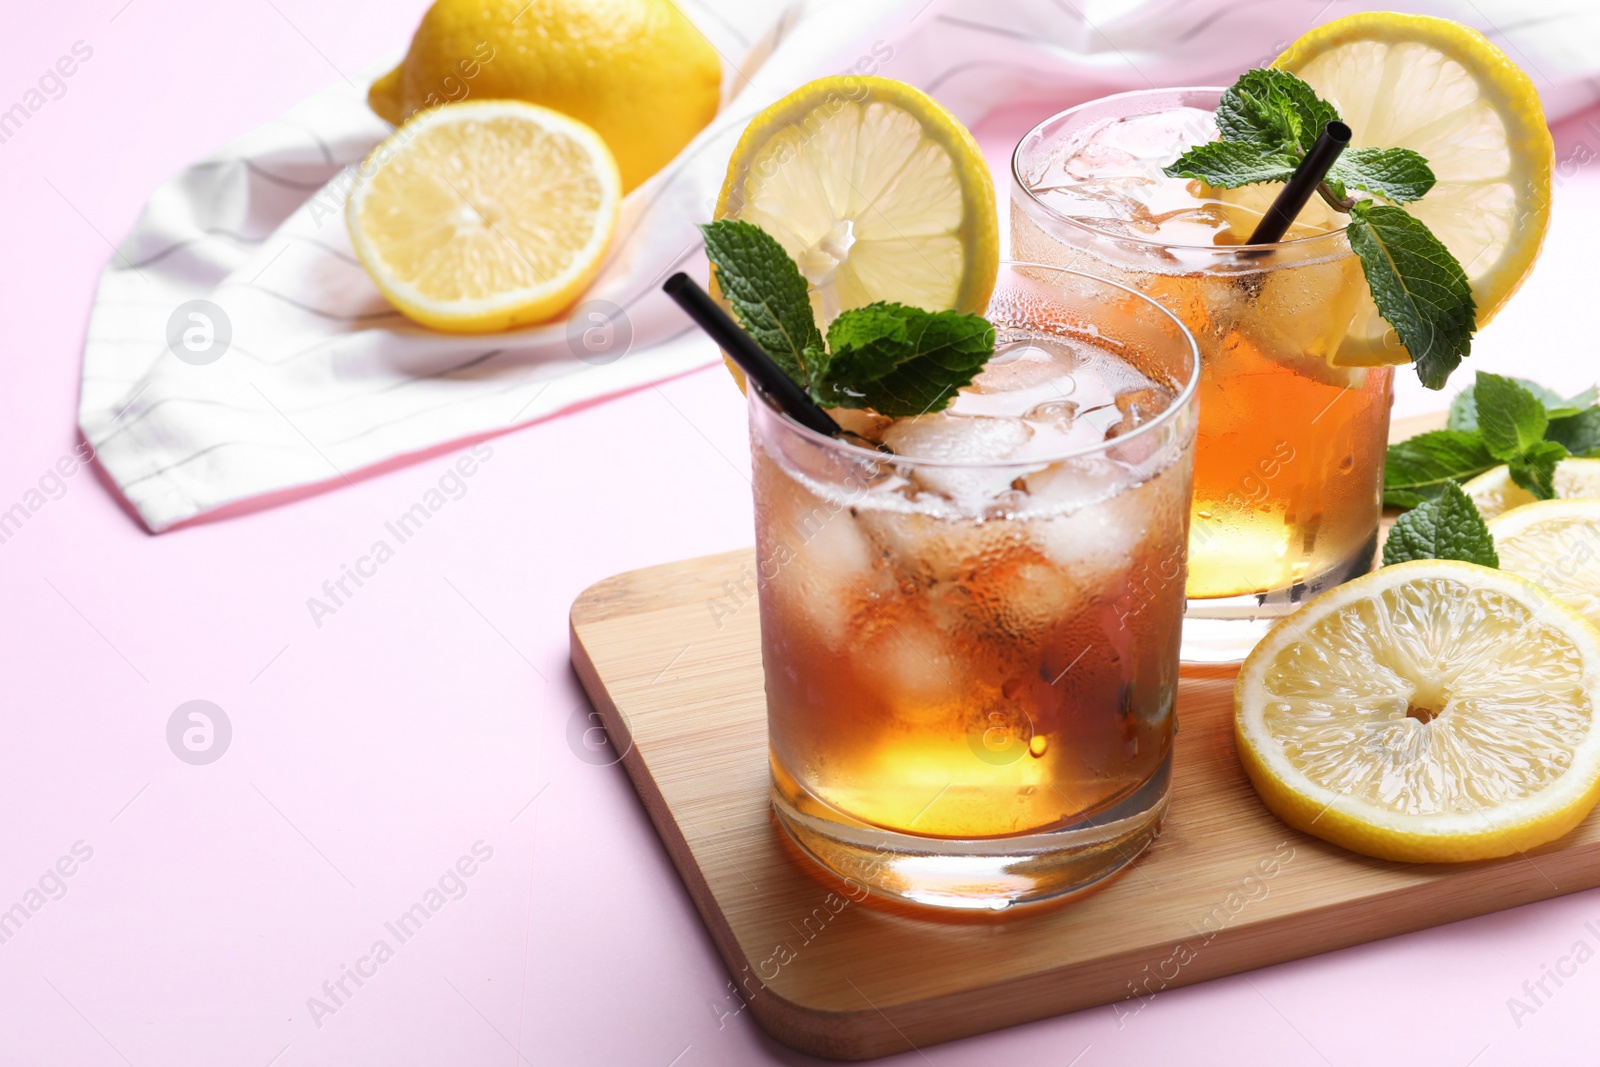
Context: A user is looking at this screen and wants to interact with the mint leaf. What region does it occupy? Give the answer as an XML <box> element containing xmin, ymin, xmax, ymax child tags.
<box><xmin>1215</xmin><ymin>68</ymin><xmax>1338</xmax><ymax>152</ymax></box>
<box><xmin>1384</xmin><ymin>429</ymin><xmax>1498</xmax><ymax>507</ymax></box>
<box><xmin>1382</xmin><ymin>480</ymin><xmax>1499</xmax><ymax>567</ymax></box>
<box><xmin>1474</xmin><ymin>373</ymin><xmax>1567</xmax><ymax>498</ymax></box>
<box><xmin>1346</xmin><ymin>201</ymin><xmax>1477</xmax><ymax>389</ymax></box>
<box><xmin>1328</xmin><ymin>147</ymin><xmax>1435</xmax><ymax>204</ymax></box>
<box><xmin>817</xmin><ymin>303</ymin><xmax>993</xmax><ymax>416</ymax></box>
<box><xmin>1549</xmin><ymin>407</ymin><xmax>1600</xmax><ymax>457</ymax></box>
<box><xmin>1510</xmin><ymin>439</ymin><xmax>1569</xmax><ymax>498</ymax></box>
<box><xmin>1474</xmin><ymin>372</ymin><xmax>1548</xmax><ymax>461</ymax></box>
<box><xmin>700</xmin><ymin>219</ymin><xmax>823</xmax><ymax>385</ymax></box>
<box><xmin>1448</xmin><ymin>377</ymin><xmax>1593</xmax><ymax>429</ymax></box>
<box><xmin>1163</xmin><ymin>141</ymin><xmax>1300</xmax><ymax>188</ymax></box>
<box><xmin>1446</xmin><ymin>387</ymin><xmax>1478</xmax><ymax>432</ymax></box>
<box><xmin>1566</xmin><ymin>385</ymin><xmax>1599</xmax><ymax>411</ymax></box>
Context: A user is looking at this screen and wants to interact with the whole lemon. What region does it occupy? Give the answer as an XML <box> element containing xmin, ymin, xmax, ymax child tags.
<box><xmin>369</xmin><ymin>0</ymin><xmax>722</xmax><ymax>192</ymax></box>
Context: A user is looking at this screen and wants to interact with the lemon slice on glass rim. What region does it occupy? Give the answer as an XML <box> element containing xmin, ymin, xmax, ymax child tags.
<box><xmin>1234</xmin><ymin>560</ymin><xmax>1600</xmax><ymax>862</ymax></box>
<box><xmin>712</xmin><ymin>76</ymin><xmax>998</xmax><ymax>389</ymax></box>
<box><xmin>1464</xmin><ymin>458</ymin><xmax>1600</xmax><ymax>521</ymax></box>
<box><xmin>1223</xmin><ymin>13</ymin><xmax>1554</xmax><ymax>369</ymax></box>
<box><xmin>346</xmin><ymin>100</ymin><xmax>621</xmax><ymax>333</ymax></box>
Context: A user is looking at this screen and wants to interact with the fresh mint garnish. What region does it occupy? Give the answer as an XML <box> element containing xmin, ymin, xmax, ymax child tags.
<box><xmin>1164</xmin><ymin>67</ymin><xmax>1472</xmax><ymax>389</ymax></box>
<box><xmin>1346</xmin><ymin>201</ymin><xmax>1476</xmax><ymax>389</ymax></box>
<box><xmin>700</xmin><ymin>219</ymin><xmax>823</xmax><ymax>385</ymax></box>
<box><xmin>1385</xmin><ymin>372</ymin><xmax>1599</xmax><ymax>509</ymax></box>
<box><xmin>1163</xmin><ymin>141</ymin><xmax>1300</xmax><ymax>188</ymax></box>
<box><xmin>1327</xmin><ymin>147</ymin><xmax>1435</xmax><ymax>205</ymax></box>
<box><xmin>1473</xmin><ymin>372</ymin><xmax>1570</xmax><ymax>496</ymax></box>
<box><xmin>1548</xmin><ymin>407</ymin><xmax>1600</xmax><ymax>457</ymax></box>
<box><xmin>1382</xmin><ymin>480</ymin><xmax>1499</xmax><ymax>568</ymax></box>
<box><xmin>1213</xmin><ymin>68</ymin><xmax>1338</xmax><ymax>152</ymax></box>
<box><xmin>1510</xmin><ymin>440</ymin><xmax>1569</xmax><ymax>498</ymax></box>
<box><xmin>1450</xmin><ymin>378</ymin><xmax>1594</xmax><ymax>430</ymax></box>
<box><xmin>1383</xmin><ymin>430</ymin><xmax>1497</xmax><ymax>508</ymax></box>
<box><xmin>816</xmin><ymin>303</ymin><xmax>994</xmax><ymax>416</ymax></box>
<box><xmin>1474</xmin><ymin>372</ymin><xmax>1549</xmax><ymax>459</ymax></box>
<box><xmin>700</xmin><ymin>219</ymin><xmax>993</xmax><ymax>415</ymax></box>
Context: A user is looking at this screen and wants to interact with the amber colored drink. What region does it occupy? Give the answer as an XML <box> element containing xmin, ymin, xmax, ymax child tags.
<box><xmin>753</xmin><ymin>263</ymin><xmax>1199</xmax><ymax>910</ymax></box>
<box><xmin>1011</xmin><ymin>89</ymin><xmax>1394</xmax><ymax>659</ymax></box>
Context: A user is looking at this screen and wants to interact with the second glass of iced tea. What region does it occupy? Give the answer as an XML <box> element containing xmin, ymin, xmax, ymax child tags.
<box><xmin>1012</xmin><ymin>88</ymin><xmax>1395</xmax><ymax>663</ymax></box>
<box><xmin>754</xmin><ymin>262</ymin><xmax>1199</xmax><ymax>910</ymax></box>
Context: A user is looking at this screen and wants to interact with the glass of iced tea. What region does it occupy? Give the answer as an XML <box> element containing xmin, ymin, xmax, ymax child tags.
<box><xmin>752</xmin><ymin>262</ymin><xmax>1199</xmax><ymax>910</ymax></box>
<box><xmin>1012</xmin><ymin>88</ymin><xmax>1394</xmax><ymax>663</ymax></box>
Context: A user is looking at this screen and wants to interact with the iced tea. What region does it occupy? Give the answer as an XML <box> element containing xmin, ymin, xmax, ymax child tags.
<box><xmin>753</xmin><ymin>263</ymin><xmax>1198</xmax><ymax>909</ymax></box>
<box><xmin>1012</xmin><ymin>89</ymin><xmax>1395</xmax><ymax>660</ymax></box>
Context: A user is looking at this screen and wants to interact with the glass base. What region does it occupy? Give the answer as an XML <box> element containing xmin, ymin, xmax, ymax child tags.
<box><xmin>1181</xmin><ymin>530</ymin><xmax>1378</xmax><ymax>666</ymax></box>
<box><xmin>771</xmin><ymin>751</ymin><xmax>1171</xmax><ymax>911</ymax></box>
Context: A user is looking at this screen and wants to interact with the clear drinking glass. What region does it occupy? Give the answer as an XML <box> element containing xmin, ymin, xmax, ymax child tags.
<box><xmin>1011</xmin><ymin>88</ymin><xmax>1395</xmax><ymax>664</ymax></box>
<box><xmin>751</xmin><ymin>262</ymin><xmax>1199</xmax><ymax>910</ymax></box>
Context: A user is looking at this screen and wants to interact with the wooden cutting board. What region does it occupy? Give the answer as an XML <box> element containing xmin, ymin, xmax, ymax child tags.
<box><xmin>571</xmin><ymin>575</ymin><xmax>1600</xmax><ymax>1058</ymax></box>
<box><xmin>568</xmin><ymin>410</ymin><xmax>1577</xmax><ymax>1060</ymax></box>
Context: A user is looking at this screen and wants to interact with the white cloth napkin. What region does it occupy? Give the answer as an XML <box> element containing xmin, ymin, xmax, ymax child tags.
<box><xmin>80</xmin><ymin>0</ymin><xmax>1600</xmax><ymax>532</ymax></box>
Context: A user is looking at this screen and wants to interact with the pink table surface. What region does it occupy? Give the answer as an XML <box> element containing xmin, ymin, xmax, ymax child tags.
<box><xmin>7</xmin><ymin>2</ymin><xmax>1600</xmax><ymax>1064</ymax></box>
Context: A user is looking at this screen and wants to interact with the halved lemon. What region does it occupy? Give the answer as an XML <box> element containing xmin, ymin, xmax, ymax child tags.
<box><xmin>713</xmin><ymin>76</ymin><xmax>998</xmax><ymax>388</ymax></box>
<box><xmin>1464</xmin><ymin>458</ymin><xmax>1600</xmax><ymax>520</ymax></box>
<box><xmin>346</xmin><ymin>100</ymin><xmax>621</xmax><ymax>333</ymax></box>
<box><xmin>1235</xmin><ymin>560</ymin><xmax>1600</xmax><ymax>862</ymax></box>
<box><xmin>1269</xmin><ymin>13</ymin><xmax>1554</xmax><ymax>368</ymax></box>
<box><xmin>1489</xmin><ymin>499</ymin><xmax>1600</xmax><ymax>629</ymax></box>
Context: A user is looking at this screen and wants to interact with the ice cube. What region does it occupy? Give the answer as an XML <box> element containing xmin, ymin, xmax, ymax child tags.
<box><xmin>828</xmin><ymin>406</ymin><xmax>893</xmax><ymax>441</ymax></box>
<box><xmin>953</xmin><ymin>337</ymin><xmax>1087</xmax><ymax>421</ymax></box>
<box><xmin>969</xmin><ymin>343</ymin><xmax>1080</xmax><ymax>395</ymax></box>
<box><xmin>757</xmin><ymin>456</ymin><xmax>887</xmax><ymax>650</ymax></box>
<box><xmin>881</xmin><ymin>414</ymin><xmax>1034</xmax><ymax>505</ymax></box>
<box><xmin>860</xmin><ymin>612</ymin><xmax>964</xmax><ymax>723</ymax></box>
<box><xmin>1107</xmin><ymin>387</ymin><xmax>1171</xmax><ymax>438</ymax></box>
<box><xmin>789</xmin><ymin>508</ymin><xmax>883</xmax><ymax>648</ymax></box>
<box><xmin>1025</xmin><ymin>400</ymin><xmax>1079</xmax><ymax>434</ymax></box>
<box><xmin>1026</xmin><ymin>459</ymin><xmax>1144</xmax><ymax>574</ymax></box>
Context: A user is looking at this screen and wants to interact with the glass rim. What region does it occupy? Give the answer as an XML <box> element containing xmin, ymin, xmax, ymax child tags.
<box><xmin>1010</xmin><ymin>86</ymin><xmax>1353</xmax><ymax>253</ymax></box>
<box><xmin>751</xmin><ymin>260</ymin><xmax>1201</xmax><ymax>470</ymax></box>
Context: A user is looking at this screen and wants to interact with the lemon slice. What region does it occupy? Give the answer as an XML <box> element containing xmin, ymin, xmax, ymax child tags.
<box><xmin>346</xmin><ymin>100</ymin><xmax>621</xmax><ymax>333</ymax></box>
<box><xmin>716</xmin><ymin>76</ymin><xmax>997</xmax><ymax>329</ymax></box>
<box><xmin>1489</xmin><ymin>500</ymin><xmax>1600</xmax><ymax>629</ymax></box>
<box><xmin>1235</xmin><ymin>560</ymin><xmax>1600</xmax><ymax>862</ymax></box>
<box><xmin>1464</xmin><ymin>458</ymin><xmax>1600</xmax><ymax>520</ymax></box>
<box><xmin>1268</xmin><ymin>13</ymin><xmax>1554</xmax><ymax>368</ymax></box>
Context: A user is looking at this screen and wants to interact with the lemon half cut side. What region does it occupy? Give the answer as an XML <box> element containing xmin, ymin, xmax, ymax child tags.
<box><xmin>346</xmin><ymin>100</ymin><xmax>621</xmax><ymax>333</ymax></box>
<box><xmin>1234</xmin><ymin>560</ymin><xmax>1600</xmax><ymax>863</ymax></box>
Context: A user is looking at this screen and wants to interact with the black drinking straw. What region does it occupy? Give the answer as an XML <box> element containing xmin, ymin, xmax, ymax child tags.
<box><xmin>662</xmin><ymin>272</ymin><xmax>844</xmax><ymax>439</ymax></box>
<box><xmin>1246</xmin><ymin>120</ymin><xmax>1352</xmax><ymax>245</ymax></box>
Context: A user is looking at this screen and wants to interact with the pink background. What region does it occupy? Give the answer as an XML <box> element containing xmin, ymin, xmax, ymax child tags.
<box><xmin>5</xmin><ymin>1</ymin><xmax>1600</xmax><ymax>1063</ymax></box>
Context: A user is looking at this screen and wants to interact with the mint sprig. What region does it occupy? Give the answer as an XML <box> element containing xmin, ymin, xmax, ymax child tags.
<box><xmin>1383</xmin><ymin>429</ymin><xmax>1497</xmax><ymax>509</ymax></box>
<box><xmin>1346</xmin><ymin>201</ymin><xmax>1476</xmax><ymax>389</ymax></box>
<box><xmin>816</xmin><ymin>303</ymin><xmax>994</xmax><ymax>416</ymax></box>
<box><xmin>1213</xmin><ymin>69</ymin><xmax>1338</xmax><ymax>151</ymax></box>
<box><xmin>1163</xmin><ymin>141</ymin><xmax>1299</xmax><ymax>188</ymax></box>
<box><xmin>1164</xmin><ymin>67</ymin><xmax>1472</xmax><ymax>389</ymax></box>
<box><xmin>1328</xmin><ymin>147</ymin><xmax>1436</xmax><ymax>204</ymax></box>
<box><xmin>700</xmin><ymin>219</ymin><xmax>823</xmax><ymax>385</ymax></box>
<box><xmin>1382</xmin><ymin>480</ymin><xmax>1499</xmax><ymax>568</ymax></box>
<box><xmin>1385</xmin><ymin>372</ymin><xmax>1598</xmax><ymax>508</ymax></box>
<box><xmin>700</xmin><ymin>220</ymin><xmax>993</xmax><ymax>415</ymax></box>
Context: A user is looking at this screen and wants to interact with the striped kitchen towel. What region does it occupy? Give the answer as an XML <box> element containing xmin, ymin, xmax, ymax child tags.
<box><xmin>79</xmin><ymin>0</ymin><xmax>1600</xmax><ymax>531</ymax></box>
